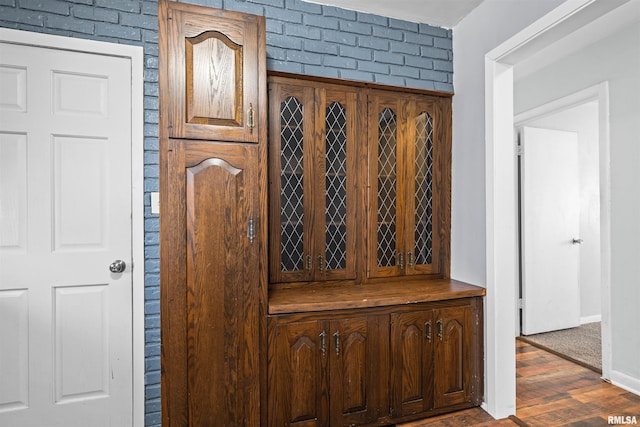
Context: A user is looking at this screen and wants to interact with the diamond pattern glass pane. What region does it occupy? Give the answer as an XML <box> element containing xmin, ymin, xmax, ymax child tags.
<box><xmin>414</xmin><ymin>112</ymin><xmax>433</xmax><ymax>265</ymax></box>
<box><xmin>280</xmin><ymin>97</ymin><xmax>304</xmax><ymax>271</ymax></box>
<box><xmin>377</xmin><ymin>108</ymin><xmax>397</xmax><ymax>268</ymax></box>
<box><xmin>325</xmin><ymin>102</ymin><xmax>347</xmax><ymax>271</ymax></box>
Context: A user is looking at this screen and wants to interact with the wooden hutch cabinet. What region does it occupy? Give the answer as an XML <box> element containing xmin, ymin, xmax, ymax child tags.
<box><xmin>159</xmin><ymin>1</ymin><xmax>267</xmax><ymax>426</ymax></box>
<box><xmin>160</xmin><ymin>2</ymin><xmax>483</xmax><ymax>425</ymax></box>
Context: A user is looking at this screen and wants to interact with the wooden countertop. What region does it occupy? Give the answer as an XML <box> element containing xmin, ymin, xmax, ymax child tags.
<box><xmin>268</xmin><ymin>278</ymin><xmax>486</xmax><ymax>314</ymax></box>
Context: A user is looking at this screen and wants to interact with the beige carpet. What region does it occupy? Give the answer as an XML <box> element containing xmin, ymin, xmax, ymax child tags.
<box><xmin>520</xmin><ymin>322</ymin><xmax>601</xmax><ymax>373</ymax></box>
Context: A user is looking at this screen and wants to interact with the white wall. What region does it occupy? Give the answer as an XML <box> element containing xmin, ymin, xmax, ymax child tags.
<box><xmin>451</xmin><ymin>0</ymin><xmax>566</xmax><ymax>286</ymax></box>
<box><xmin>514</xmin><ymin>20</ymin><xmax>640</xmax><ymax>388</ymax></box>
<box><xmin>451</xmin><ymin>0</ymin><xmax>566</xmax><ymax>418</ymax></box>
<box><xmin>522</xmin><ymin>102</ymin><xmax>601</xmax><ymax>322</ymax></box>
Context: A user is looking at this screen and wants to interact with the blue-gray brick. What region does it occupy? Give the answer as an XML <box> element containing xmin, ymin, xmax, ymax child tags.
<box><xmin>357</xmin><ymin>60</ymin><xmax>388</xmax><ymax>75</ymax></box>
<box><xmin>46</xmin><ymin>14</ymin><xmax>93</xmax><ymax>33</ymax></box>
<box><xmin>390</xmin><ymin>41</ymin><xmax>419</xmax><ymax>55</ymax></box>
<box><xmin>434</xmin><ymin>59</ymin><xmax>453</xmax><ymax>72</ymax></box>
<box><xmin>372</xmin><ymin>25</ymin><xmax>403</xmax><ymax>41</ymax></box>
<box><xmin>373</xmin><ymin>50</ymin><xmax>404</xmax><ymax>65</ymax></box>
<box><xmin>374</xmin><ymin>74</ymin><xmax>406</xmax><ymax>87</ymax></box>
<box><xmin>266</xmin><ymin>46</ymin><xmax>286</xmax><ymax>61</ymax></box>
<box><xmin>404</xmin><ymin>31</ymin><xmax>433</xmax><ymax>46</ymax></box>
<box><xmin>145</xmin><ymin>398</ymin><xmax>161</xmax><ymax>414</ymax></box>
<box><xmin>304</xmin><ymin>39</ymin><xmax>338</xmax><ymax>55</ymax></box>
<box><xmin>323</xmin><ymin>29</ymin><xmax>356</xmax><ymax>46</ymax></box>
<box><xmin>356</xmin><ymin>12</ymin><xmax>386</xmax><ymax>26</ymax></box>
<box><xmin>390</xmin><ymin>64</ymin><xmax>419</xmax><ymax>79</ymax></box>
<box><xmin>339</xmin><ymin>20</ymin><xmax>371</xmax><ymax>35</ymax></box>
<box><xmin>252</xmin><ymin>0</ymin><xmax>283</xmax><ymax>6</ymax></box>
<box><xmin>303</xmin><ymin>13</ymin><xmax>338</xmax><ymax>30</ymax></box>
<box><xmin>339</xmin><ymin>69</ymin><xmax>372</xmax><ymax>82</ymax></box>
<box><xmin>434</xmin><ymin>36</ymin><xmax>452</xmax><ymax>50</ymax></box>
<box><xmin>266</xmin><ymin>19</ymin><xmax>283</xmax><ymax>34</ymax></box>
<box><xmin>304</xmin><ymin>65</ymin><xmax>339</xmax><ymax>79</ymax></box>
<box><xmin>388</xmin><ymin>17</ymin><xmax>418</xmax><ymax>32</ymax></box>
<box><xmin>121</xmin><ymin>12</ymin><xmax>157</xmax><ymax>30</ymax></box>
<box><xmin>95</xmin><ymin>0</ymin><xmax>140</xmax><ymax>13</ymax></box>
<box><xmin>286</xmin><ymin>49</ymin><xmax>322</xmax><ymax>65</ymax></box>
<box><xmin>339</xmin><ymin>45</ymin><xmax>372</xmax><ymax>61</ymax></box>
<box><xmin>224</xmin><ymin>0</ymin><xmax>264</xmax><ymax>15</ymax></box>
<box><xmin>0</xmin><ymin>0</ymin><xmax>15</xmax><ymax>6</ymax></box>
<box><xmin>267</xmin><ymin>59</ymin><xmax>303</xmax><ymax>74</ymax></box>
<box><xmin>286</xmin><ymin>0</ymin><xmax>322</xmax><ymax>14</ymax></box>
<box><xmin>142</xmin><ymin>1</ymin><xmax>158</xmax><ymax>16</ymax></box>
<box><xmin>406</xmin><ymin>77</ymin><xmax>437</xmax><ymax>91</ymax></box>
<box><xmin>0</xmin><ymin>7</ymin><xmax>45</xmax><ymax>26</ymax></box>
<box><xmin>96</xmin><ymin>21</ymin><xmax>141</xmax><ymax>40</ymax></box>
<box><xmin>145</xmin><ymin>384</ymin><xmax>161</xmax><ymax>400</ymax></box>
<box><xmin>419</xmin><ymin>23</ymin><xmax>449</xmax><ymax>38</ymax></box>
<box><xmin>434</xmin><ymin>82</ymin><xmax>454</xmax><ymax>92</ymax></box>
<box><xmin>421</xmin><ymin>46</ymin><xmax>449</xmax><ymax>60</ymax></box>
<box><xmin>405</xmin><ymin>55</ymin><xmax>433</xmax><ymax>70</ymax></box>
<box><xmin>266</xmin><ymin>32</ymin><xmax>302</xmax><ymax>50</ymax></box>
<box><xmin>264</xmin><ymin>7</ymin><xmax>301</xmax><ymax>24</ymax></box>
<box><xmin>322</xmin><ymin>5</ymin><xmax>355</xmax><ymax>20</ymax></box>
<box><xmin>420</xmin><ymin>68</ymin><xmax>448</xmax><ymax>82</ymax></box>
<box><xmin>19</xmin><ymin>0</ymin><xmax>69</xmax><ymax>15</ymax></box>
<box><xmin>285</xmin><ymin>23</ymin><xmax>321</xmax><ymax>40</ymax></box>
<box><xmin>72</xmin><ymin>4</ymin><xmax>118</xmax><ymax>23</ymax></box>
<box><xmin>324</xmin><ymin>54</ymin><xmax>355</xmax><ymax>69</ymax></box>
<box><xmin>358</xmin><ymin>35</ymin><xmax>388</xmax><ymax>51</ymax></box>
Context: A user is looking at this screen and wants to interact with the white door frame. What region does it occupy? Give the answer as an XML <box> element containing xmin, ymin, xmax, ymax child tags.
<box><xmin>0</xmin><ymin>28</ymin><xmax>145</xmax><ymax>427</ymax></box>
<box><xmin>484</xmin><ymin>0</ymin><xmax>620</xmax><ymax>418</ymax></box>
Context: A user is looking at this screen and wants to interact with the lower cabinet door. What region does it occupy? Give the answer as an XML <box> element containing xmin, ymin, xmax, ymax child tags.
<box><xmin>433</xmin><ymin>305</ymin><xmax>473</xmax><ymax>409</ymax></box>
<box><xmin>329</xmin><ymin>316</ymin><xmax>381</xmax><ymax>427</ymax></box>
<box><xmin>390</xmin><ymin>310</ymin><xmax>434</xmax><ymax>417</ymax></box>
<box><xmin>269</xmin><ymin>319</ymin><xmax>329</xmax><ymax>427</ymax></box>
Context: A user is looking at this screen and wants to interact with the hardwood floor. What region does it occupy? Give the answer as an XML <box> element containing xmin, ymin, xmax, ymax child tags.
<box><xmin>399</xmin><ymin>339</ymin><xmax>640</xmax><ymax>426</ymax></box>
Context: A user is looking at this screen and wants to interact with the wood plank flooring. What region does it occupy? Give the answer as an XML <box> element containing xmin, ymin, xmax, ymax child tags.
<box><xmin>399</xmin><ymin>339</ymin><xmax>640</xmax><ymax>426</ymax></box>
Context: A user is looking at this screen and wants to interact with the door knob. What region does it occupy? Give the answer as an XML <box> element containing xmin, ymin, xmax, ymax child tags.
<box><xmin>109</xmin><ymin>260</ymin><xmax>126</xmax><ymax>273</ymax></box>
<box><xmin>572</xmin><ymin>238</ymin><xmax>583</xmax><ymax>245</ymax></box>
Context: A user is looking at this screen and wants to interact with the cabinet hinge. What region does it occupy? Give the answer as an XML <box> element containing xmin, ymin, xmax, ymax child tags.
<box><xmin>517</xmin><ymin>298</ymin><xmax>524</xmax><ymax>309</ymax></box>
<box><xmin>516</xmin><ymin>145</ymin><xmax>523</xmax><ymax>156</ymax></box>
<box><xmin>247</xmin><ymin>217</ymin><xmax>255</xmax><ymax>244</ymax></box>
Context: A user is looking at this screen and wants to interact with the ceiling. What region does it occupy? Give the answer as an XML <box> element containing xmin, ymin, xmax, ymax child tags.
<box><xmin>306</xmin><ymin>0</ymin><xmax>485</xmax><ymax>28</ymax></box>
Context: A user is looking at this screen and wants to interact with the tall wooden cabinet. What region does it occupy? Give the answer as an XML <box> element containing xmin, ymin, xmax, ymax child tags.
<box><xmin>159</xmin><ymin>1</ymin><xmax>267</xmax><ymax>426</ymax></box>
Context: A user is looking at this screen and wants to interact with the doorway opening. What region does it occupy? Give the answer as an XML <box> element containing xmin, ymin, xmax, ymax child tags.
<box><xmin>515</xmin><ymin>93</ymin><xmax>603</xmax><ymax>373</ymax></box>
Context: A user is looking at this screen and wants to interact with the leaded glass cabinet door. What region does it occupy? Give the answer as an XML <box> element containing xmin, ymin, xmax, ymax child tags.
<box><xmin>404</xmin><ymin>99</ymin><xmax>439</xmax><ymax>275</ymax></box>
<box><xmin>315</xmin><ymin>87</ymin><xmax>358</xmax><ymax>281</ymax></box>
<box><xmin>367</xmin><ymin>93</ymin><xmax>406</xmax><ymax>278</ymax></box>
<box><xmin>269</xmin><ymin>82</ymin><xmax>315</xmax><ymax>283</ymax></box>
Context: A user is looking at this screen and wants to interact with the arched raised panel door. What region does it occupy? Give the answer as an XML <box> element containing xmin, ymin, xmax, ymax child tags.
<box><xmin>433</xmin><ymin>306</ymin><xmax>472</xmax><ymax>409</ymax></box>
<box><xmin>390</xmin><ymin>311</ymin><xmax>433</xmax><ymax>417</ymax></box>
<box><xmin>329</xmin><ymin>317</ymin><xmax>380</xmax><ymax>427</ymax></box>
<box><xmin>165</xmin><ymin>2</ymin><xmax>265</xmax><ymax>142</ymax></box>
<box><xmin>268</xmin><ymin>319</ymin><xmax>328</xmax><ymax>427</ymax></box>
<box><xmin>162</xmin><ymin>140</ymin><xmax>260</xmax><ymax>426</ymax></box>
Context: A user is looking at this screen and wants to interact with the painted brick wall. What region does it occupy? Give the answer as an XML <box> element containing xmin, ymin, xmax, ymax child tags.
<box><xmin>0</xmin><ymin>1</ymin><xmax>452</xmax><ymax>426</ymax></box>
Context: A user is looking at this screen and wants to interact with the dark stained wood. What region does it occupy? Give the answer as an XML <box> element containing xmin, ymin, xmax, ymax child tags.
<box><xmin>165</xmin><ymin>1</ymin><xmax>265</xmax><ymax>143</ymax></box>
<box><xmin>399</xmin><ymin>341</ymin><xmax>640</xmax><ymax>426</ymax></box>
<box><xmin>390</xmin><ymin>310</ymin><xmax>434</xmax><ymax>417</ymax></box>
<box><xmin>268</xmin><ymin>76</ymin><xmax>361</xmax><ymax>284</ymax></box>
<box><xmin>268</xmin><ymin>71</ymin><xmax>455</xmax><ymax>98</ymax></box>
<box><xmin>268</xmin><ymin>279</ymin><xmax>485</xmax><ymax>314</ymax></box>
<box><xmin>267</xmin><ymin>297</ymin><xmax>483</xmax><ymax>426</ymax></box>
<box><xmin>159</xmin><ymin>2</ymin><xmax>268</xmax><ymax>426</ymax></box>
<box><xmin>329</xmin><ymin>316</ymin><xmax>382</xmax><ymax>426</ymax></box>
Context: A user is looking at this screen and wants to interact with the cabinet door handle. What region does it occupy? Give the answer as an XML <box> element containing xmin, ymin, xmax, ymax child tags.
<box><xmin>398</xmin><ymin>252</ymin><xmax>404</xmax><ymax>269</ymax></box>
<box><xmin>425</xmin><ymin>320</ymin><xmax>431</xmax><ymax>342</ymax></box>
<box><xmin>305</xmin><ymin>254</ymin><xmax>313</xmax><ymax>272</ymax></box>
<box><xmin>318</xmin><ymin>255</ymin><xmax>324</xmax><ymax>274</ymax></box>
<box><xmin>320</xmin><ymin>330</ymin><xmax>327</xmax><ymax>356</ymax></box>
<box><xmin>247</xmin><ymin>103</ymin><xmax>255</xmax><ymax>134</ymax></box>
<box><xmin>333</xmin><ymin>331</ymin><xmax>340</xmax><ymax>356</ymax></box>
<box><xmin>408</xmin><ymin>251</ymin><xmax>415</xmax><ymax>268</ymax></box>
<box><xmin>247</xmin><ymin>217</ymin><xmax>255</xmax><ymax>244</ymax></box>
<box><xmin>436</xmin><ymin>319</ymin><xmax>443</xmax><ymax>341</ymax></box>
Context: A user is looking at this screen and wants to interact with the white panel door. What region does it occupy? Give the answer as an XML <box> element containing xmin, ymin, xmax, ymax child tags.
<box><xmin>0</xmin><ymin>41</ymin><xmax>133</xmax><ymax>426</ymax></box>
<box><xmin>521</xmin><ymin>126</ymin><xmax>581</xmax><ymax>335</ymax></box>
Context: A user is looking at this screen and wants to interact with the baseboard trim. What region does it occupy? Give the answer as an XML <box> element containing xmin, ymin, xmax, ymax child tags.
<box><xmin>611</xmin><ymin>370</ymin><xmax>640</xmax><ymax>397</ymax></box>
<box><xmin>580</xmin><ymin>314</ymin><xmax>601</xmax><ymax>324</ymax></box>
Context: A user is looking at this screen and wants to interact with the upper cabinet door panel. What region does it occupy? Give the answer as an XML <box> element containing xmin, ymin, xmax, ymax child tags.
<box><xmin>166</xmin><ymin>3</ymin><xmax>265</xmax><ymax>142</ymax></box>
